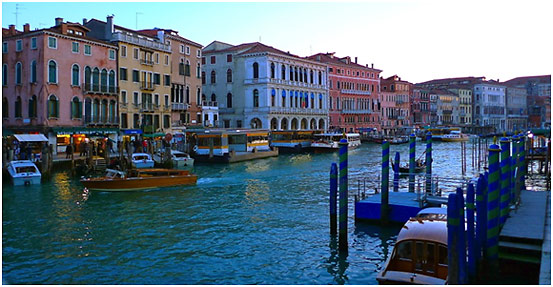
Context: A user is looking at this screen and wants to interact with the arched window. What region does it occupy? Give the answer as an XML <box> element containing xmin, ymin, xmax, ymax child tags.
<box><xmin>253</xmin><ymin>89</ymin><xmax>259</xmax><ymax>107</ymax></box>
<box><xmin>2</xmin><ymin>64</ymin><xmax>7</xmax><ymax>86</ymax></box>
<box><xmin>211</xmin><ymin>93</ymin><xmax>216</xmax><ymax>102</ymax></box>
<box><xmin>101</xmin><ymin>69</ymin><xmax>108</xmax><ymax>92</ymax></box>
<box><xmin>271</xmin><ymin>89</ymin><xmax>276</xmax><ymax>107</ymax></box>
<box><xmin>196</xmin><ymin>63</ymin><xmax>201</xmax><ymax>77</ymax></box>
<box><xmin>270</xmin><ymin>63</ymin><xmax>275</xmax><ymax>78</ymax></box>
<box><xmin>108</xmin><ymin>70</ymin><xmax>116</xmax><ymax>93</ymax></box>
<box><xmin>253</xmin><ymin>62</ymin><xmax>259</xmax><ymax>79</ymax></box>
<box><xmin>210</xmin><ymin>70</ymin><xmax>216</xmax><ymax>84</ymax></box>
<box><xmin>101</xmin><ymin>99</ymin><xmax>108</xmax><ymax>122</ymax></box>
<box><xmin>72</xmin><ymin>64</ymin><xmax>80</xmax><ymax>86</ymax></box>
<box><xmin>299</xmin><ymin>68</ymin><xmax>303</xmax><ymax>82</ymax></box>
<box><xmin>201</xmin><ymin>71</ymin><xmax>206</xmax><ymax>84</ymax></box>
<box><xmin>318</xmin><ymin>71</ymin><xmax>322</xmax><ymax>85</ymax></box>
<box><xmin>15</xmin><ymin>96</ymin><xmax>22</xmax><ymax>117</ymax></box>
<box><xmin>109</xmin><ymin>100</ymin><xmax>116</xmax><ymax>123</ymax></box>
<box><xmin>84</xmin><ymin>66</ymin><xmax>92</xmax><ymax>89</ymax></box>
<box><xmin>185</xmin><ymin>60</ymin><xmax>191</xmax><ymax>76</ymax></box>
<box><xmin>289</xmin><ymin>66</ymin><xmax>294</xmax><ymax>81</ymax></box>
<box><xmin>92</xmin><ymin>68</ymin><xmax>100</xmax><ymax>91</ymax></box>
<box><xmin>28</xmin><ymin>95</ymin><xmax>37</xmax><ymax>118</ymax></box>
<box><xmin>48</xmin><ymin>95</ymin><xmax>59</xmax><ymax>118</ymax></box>
<box><xmin>30</xmin><ymin>61</ymin><xmax>37</xmax><ymax>83</ymax></box>
<box><xmin>2</xmin><ymin>97</ymin><xmax>8</xmax><ymax>118</ymax></box>
<box><xmin>294</xmin><ymin>67</ymin><xmax>298</xmax><ymax>81</ymax></box>
<box><xmin>227</xmin><ymin>69</ymin><xmax>232</xmax><ymax>83</ymax></box>
<box><xmin>92</xmin><ymin>98</ymin><xmax>100</xmax><ymax>122</ymax></box>
<box><xmin>84</xmin><ymin>98</ymin><xmax>92</xmax><ymax>123</ymax></box>
<box><xmin>227</xmin><ymin>93</ymin><xmax>232</xmax><ymax>108</ymax></box>
<box><xmin>15</xmin><ymin>62</ymin><xmax>22</xmax><ymax>85</ymax></box>
<box><xmin>186</xmin><ymin>86</ymin><xmax>190</xmax><ymax>103</ymax></box>
<box><xmin>48</xmin><ymin>60</ymin><xmax>57</xmax><ymax>83</ymax></box>
<box><xmin>281</xmin><ymin>90</ymin><xmax>286</xmax><ymax>107</ymax></box>
<box><xmin>281</xmin><ymin>65</ymin><xmax>286</xmax><ymax>80</ymax></box>
<box><xmin>197</xmin><ymin>88</ymin><xmax>201</xmax><ymax>104</ymax></box>
<box><xmin>310</xmin><ymin>70</ymin><xmax>314</xmax><ymax>84</ymax></box>
<box><xmin>71</xmin><ymin>97</ymin><xmax>82</xmax><ymax>119</ymax></box>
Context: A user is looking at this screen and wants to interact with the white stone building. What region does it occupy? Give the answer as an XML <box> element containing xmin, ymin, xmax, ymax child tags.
<box><xmin>473</xmin><ymin>81</ymin><xmax>506</xmax><ymax>131</ymax></box>
<box><xmin>202</xmin><ymin>41</ymin><xmax>328</xmax><ymax>130</ymax></box>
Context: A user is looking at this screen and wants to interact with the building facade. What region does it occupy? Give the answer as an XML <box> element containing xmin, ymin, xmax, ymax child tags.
<box><xmin>432</xmin><ymin>89</ymin><xmax>459</xmax><ymax>125</ymax></box>
<box><xmin>473</xmin><ymin>81</ymin><xmax>506</xmax><ymax>131</ymax></box>
<box><xmin>411</xmin><ymin>87</ymin><xmax>430</xmax><ymax>127</ymax></box>
<box><xmin>447</xmin><ymin>85</ymin><xmax>472</xmax><ymax>126</ymax></box>
<box><xmin>2</xmin><ymin>18</ymin><xmax>118</xmax><ymax>153</ymax></box>
<box><xmin>503</xmin><ymin>86</ymin><xmax>528</xmax><ymax>131</ymax></box>
<box><xmin>202</xmin><ymin>41</ymin><xmax>328</xmax><ymax>130</ymax></box>
<box><xmin>85</xmin><ymin>16</ymin><xmax>172</xmax><ymax>136</ymax></box>
<box><xmin>307</xmin><ymin>53</ymin><xmax>381</xmax><ymax>132</ymax></box>
<box><xmin>380</xmin><ymin>75</ymin><xmax>411</xmax><ymax>134</ymax></box>
<box><xmin>504</xmin><ymin>75</ymin><xmax>551</xmax><ymax>129</ymax></box>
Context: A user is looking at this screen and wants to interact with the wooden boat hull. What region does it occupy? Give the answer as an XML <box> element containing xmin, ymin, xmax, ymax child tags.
<box><xmin>81</xmin><ymin>174</ymin><xmax>197</xmax><ymax>192</ymax></box>
<box><xmin>441</xmin><ymin>137</ymin><xmax>469</xmax><ymax>142</ymax></box>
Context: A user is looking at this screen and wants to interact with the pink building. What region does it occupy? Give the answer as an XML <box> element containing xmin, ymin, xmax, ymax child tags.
<box><xmin>2</xmin><ymin>18</ymin><xmax>118</xmax><ymax>153</ymax></box>
<box><xmin>307</xmin><ymin>53</ymin><xmax>382</xmax><ymax>132</ymax></box>
<box><xmin>380</xmin><ymin>75</ymin><xmax>412</xmax><ymax>135</ymax></box>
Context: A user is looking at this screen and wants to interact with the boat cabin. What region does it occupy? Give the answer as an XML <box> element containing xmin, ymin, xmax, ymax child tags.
<box><xmin>188</xmin><ymin>129</ymin><xmax>271</xmax><ymax>156</ymax></box>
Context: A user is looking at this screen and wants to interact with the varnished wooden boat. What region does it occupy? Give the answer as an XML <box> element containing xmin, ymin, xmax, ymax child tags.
<box><xmin>80</xmin><ymin>168</ymin><xmax>197</xmax><ymax>192</ymax></box>
<box><xmin>377</xmin><ymin>208</ymin><xmax>448</xmax><ymax>284</ymax></box>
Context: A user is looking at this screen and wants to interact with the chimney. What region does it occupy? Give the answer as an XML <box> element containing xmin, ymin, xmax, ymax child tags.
<box><xmin>23</xmin><ymin>23</ymin><xmax>30</xmax><ymax>33</ymax></box>
<box><xmin>355</xmin><ymin>57</ymin><xmax>358</xmax><ymax>64</ymax></box>
<box><xmin>105</xmin><ymin>15</ymin><xmax>114</xmax><ymax>39</ymax></box>
<box><xmin>83</xmin><ymin>18</ymin><xmax>87</xmax><ymax>25</ymax></box>
<box><xmin>55</xmin><ymin>17</ymin><xmax>63</xmax><ymax>26</ymax></box>
<box><xmin>371</xmin><ymin>63</ymin><xmax>374</xmax><ymax>68</ymax></box>
<box><xmin>61</xmin><ymin>23</ymin><xmax>68</xmax><ymax>34</ymax></box>
<box><xmin>9</xmin><ymin>25</ymin><xmax>15</xmax><ymax>35</ymax></box>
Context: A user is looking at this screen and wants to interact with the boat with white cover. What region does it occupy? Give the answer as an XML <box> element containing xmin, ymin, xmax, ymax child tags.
<box><xmin>7</xmin><ymin>160</ymin><xmax>42</xmax><ymax>185</ymax></box>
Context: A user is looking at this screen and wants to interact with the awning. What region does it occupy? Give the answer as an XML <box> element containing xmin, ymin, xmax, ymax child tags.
<box><xmin>143</xmin><ymin>133</ymin><xmax>166</xmax><ymax>138</ymax></box>
<box><xmin>123</xmin><ymin>129</ymin><xmax>143</xmax><ymax>135</ymax></box>
<box><xmin>14</xmin><ymin>134</ymin><xmax>48</xmax><ymax>142</ymax></box>
<box><xmin>52</xmin><ymin>127</ymin><xmax>119</xmax><ymax>135</ymax></box>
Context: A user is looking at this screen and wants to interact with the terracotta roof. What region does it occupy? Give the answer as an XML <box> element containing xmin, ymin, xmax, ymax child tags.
<box><xmin>306</xmin><ymin>53</ymin><xmax>382</xmax><ymax>72</ymax></box>
<box><xmin>2</xmin><ymin>23</ymin><xmax>114</xmax><ymax>47</ymax></box>
<box><xmin>417</xmin><ymin>76</ymin><xmax>485</xmax><ymax>86</ymax></box>
<box><xmin>502</xmin><ymin>75</ymin><xmax>551</xmax><ymax>86</ymax></box>
<box><xmin>138</xmin><ymin>28</ymin><xmax>203</xmax><ymax>47</ymax></box>
<box><xmin>429</xmin><ymin>88</ymin><xmax>457</xmax><ymax>96</ymax></box>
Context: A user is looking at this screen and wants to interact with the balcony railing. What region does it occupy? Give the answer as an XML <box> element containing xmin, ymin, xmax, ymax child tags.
<box><xmin>82</xmin><ymin>83</ymin><xmax>119</xmax><ymax>95</ymax></box>
<box><xmin>112</xmin><ymin>32</ymin><xmax>171</xmax><ymax>52</ymax></box>
<box><xmin>340</xmin><ymin>89</ymin><xmax>371</xmax><ymax>96</ymax></box>
<box><xmin>140</xmin><ymin>58</ymin><xmax>154</xmax><ymax>66</ymax></box>
<box><xmin>84</xmin><ymin>115</ymin><xmax>119</xmax><ymax>125</ymax></box>
<box><xmin>140</xmin><ymin>81</ymin><xmax>155</xmax><ymax>91</ymax></box>
<box><xmin>243</xmin><ymin>106</ymin><xmax>328</xmax><ymax>116</ymax></box>
<box><xmin>172</xmin><ymin>103</ymin><xmax>189</xmax><ymax>111</ymax></box>
<box><xmin>201</xmin><ymin>101</ymin><xmax>218</xmax><ymax>107</ymax></box>
<box><xmin>140</xmin><ymin>103</ymin><xmax>154</xmax><ymax>112</ymax></box>
<box><xmin>341</xmin><ymin>109</ymin><xmax>372</xmax><ymax>114</ymax></box>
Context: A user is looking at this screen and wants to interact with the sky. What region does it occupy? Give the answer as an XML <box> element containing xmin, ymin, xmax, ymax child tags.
<box><xmin>2</xmin><ymin>1</ymin><xmax>552</xmax><ymax>83</ymax></box>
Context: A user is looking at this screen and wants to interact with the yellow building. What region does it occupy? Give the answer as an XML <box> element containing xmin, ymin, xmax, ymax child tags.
<box><xmin>448</xmin><ymin>86</ymin><xmax>472</xmax><ymax>125</ymax></box>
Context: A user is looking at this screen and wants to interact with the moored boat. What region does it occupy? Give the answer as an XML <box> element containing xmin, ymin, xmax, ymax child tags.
<box><xmin>80</xmin><ymin>168</ymin><xmax>198</xmax><ymax>192</ymax></box>
<box><xmin>270</xmin><ymin>130</ymin><xmax>318</xmax><ymax>153</ymax></box>
<box><xmin>153</xmin><ymin>150</ymin><xmax>195</xmax><ymax>168</ymax></box>
<box><xmin>441</xmin><ymin>130</ymin><xmax>469</xmax><ymax>142</ymax></box>
<box><xmin>389</xmin><ymin>136</ymin><xmax>409</xmax><ymax>145</ymax></box>
<box><xmin>377</xmin><ymin>208</ymin><xmax>448</xmax><ymax>285</ymax></box>
<box><xmin>131</xmin><ymin>153</ymin><xmax>155</xmax><ymax>169</ymax></box>
<box><xmin>310</xmin><ymin>133</ymin><xmax>361</xmax><ymax>152</ymax></box>
<box><xmin>7</xmin><ymin>160</ymin><xmax>41</xmax><ymax>185</ymax></box>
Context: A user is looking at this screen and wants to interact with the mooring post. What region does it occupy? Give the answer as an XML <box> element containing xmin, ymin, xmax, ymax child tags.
<box><xmin>486</xmin><ymin>144</ymin><xmax>501</xmax><ymax>275</ymax></box>
<box><xmin>518</xmin><ymin>134</ymin><xmax>526</xmax><ymax>190</ymax></box>
<box><xmin>425</xmin><ymin>132</ymin><xmax>432</xmax><ymax>194</ymax></box>
<box><xmin>381</xmin><ymin>140</ymin><xmax>390</xmax><ymax>225</ymax></box>
<box><xmin>457</xmin><ymin>187</ymin><xmax>467</xmax><ymax>284</ymax></box>
<box><xmin>475</xmin><ymin>174</ymin><xmax>486</xmax><ymax>276</ymax></box>
<box><xmin>393</xmin><ymin>151</ymin><xmax>400</xmax><ymax>192</ymax></box>
<box><xmin>330</xmin><ymin>162</ymin><xmax>338</xmax><ymax>236</ymax></box>
<box><xmin>447</xmin><ymin>193</ymin><xmax>460</xmax><ymax>285</ymax></box>
<box><xmin>511</xmin><ymin>135</ymin><xmax>518</xmax><ymax>204</ymax></box>
<box><xmin>466</xmin><ymin>182</ymin><xmax>476</xmax><ymax>282</ymax></box>
<box><xmin>409</xmin><ymin>133</ymin><xmax>416</xmax><ymax>193</ymax></box>
<box><xmin>499</xmin><ymin>137</ymin><xmax>510</xmax><ymax>226</ymax></box>
<box><xmin>338</xmin><ymin>139</ymin><xmax>349</xmax><ymax>254</ymax></box>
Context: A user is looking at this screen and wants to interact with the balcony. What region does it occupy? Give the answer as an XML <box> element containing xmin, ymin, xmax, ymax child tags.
<box><xmin>245</xmin><ymin>106</ymin><xmax>328</xmax><ymax>116</ymax></box>
<box><xmin>340</xmin><ymin>89</ymin><xmax>371</xmax><ymax>96</ymax></box>
<box><xmin>172</xmin><ymin>103</ymin><xmax>189</xmax><ymax>111</ymax></box>
<box><xmin>82</xmin><ymin>83</ymin><xmax>119</xmax><ymax>95</ymax></box>
<box><xmin>140</xmin><ymin>103</ymin><xmax>154</xmax><ymax>112</ymax></box>
<box><xmin>84</xmin><ymin>115</ymin><xmax>119</xmax><ymax>126</ymax></box>
<box><xmin>112</xmin><ymin>32</ymin><xmax>171</xmax><ymax>52</ymax></box>
<box><xmin>140</xmin><ymin>81</ymin><xmax>155</xmax><ymax>91</ymax></box>
<box><xmin>341</xmin><ymin>109</ymin><xmax>372</xmax><ymax>114</ymax></box>
<box><xmin>201</xmin><ymin>101</ymin><xmax>218</xmax><ymax>107</ymax></box>
<box><xmin>140</xmin><ymin>58</ymin><xmax>154</xmax><ymax>66</ymax></box>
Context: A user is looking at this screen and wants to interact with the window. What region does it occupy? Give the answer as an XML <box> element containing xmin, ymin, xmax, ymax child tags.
<box><xmin>164</xmin><ymin>75</ymin><xmax>170</xmax><ymax>86</ymax></box>
<box><xmin>72</xmin><ymin>64</ymin><xmax>80</xmax><ymax>86</ymax></box>
<box><xmin>210</xmin><ymin>56</ymin><xmax>216</xmax><ymax>64</ymax></box>
<box><xmin>120</xmin><ymin>45</ymin><xmax>127</xmax><ymax>57</ymax></box>
<box><xmin>48</xmin><ymin>95</ymin><xmax>59</xmax><ymax>118</ymax></box>
<box><xmin>16</xmin><ymin>40</ymin><xmax>22</xmax><ymax>52</ymax></box>
<box><xmin>48</xmin><ymin>37</ymin><xmax>57</xmax><ymax>49</ymax></box>
<box><xmin>197</xmin><ymin>50</ymin><xmax>201</xmax><ymax>58</ymax></box>
<box><xmin>133</xmin><ymin>92</ymin><xmax>139</xmax><ymax>104</ymax></box>
<box><xmin>227</xmin><ymin>93</ymin><xmax>232</xmax><ymax>108</ymax></box>
<box><xmin>2</xmin><ymin>97</ymin><xmax>8</xmax><ymax>118</ymax></box>
<box><xmin>227</xmin><ymin>54</ymin><xmax>232</xmax><ymax>62</ymax></box>
<box><xmin>164</xmin><ymin>95</ymin><xmax>169</xmax><ymax>107</ymax></box>
<box><xmin>201</xmin><ymin>57</ymin><xmax>206</xmax><ymax>65</ymax></box>
<box><xmin>164</xmin><ymin>115</ymin><xmax>170</xmax><ymax>128</ymax></box>
<box><xmin>210</xmin><ymin>71</ymin><xmax>216</xmax><ymax>84</ymax></box>
<box><xmin>71</xmin><ymin>97</ymin><xmax>82</xmax><ymax>119</ymax></box>
<box><xmin>109</xmin><ymin>49</ymin><xmax>116</xmax><ymax>60</ymax></box>
<box><xmin>211</xmin><ymin>93</ymin><xmax>216</xmax><ymax>102</ymax></box>
<box><xmin>281</xmin><ymin>65</ymin><xmax>286</xmax><ymax>79</ymax></box>
<box><xmin>253</xmin><ymin>62</ymin><xmax>259</xmax><ymax>79</ymax></box>
<box><xmin>72</xmin><ymin>42</ymin><xmax>79</xmax><ymax>53</ymax></box>
<box><xmin>185</xmin><ymin>61</ymin><xmax>190</xmax><ymax>76</ymax></box>
<box><xmin>153</xmin><ymin>73</ymin><xmax>161</xmax><ymax>85</ymax></box>
<box><xmin>227</xmin><ymin>69</ymin><xmax>232</xmax><ymax>83</ymax></box>
<box><xmin>121</xmin><ymin>90</ymin><xmax>127</xmax><ymax>104</ymax></box>
<box><xmin>179</xmin><ymin>62</ymin><xmax>185</xmax><ymax>75</ymax></box>
<box><xmin>197</xmin><ymin>63</ymin><xmax>201</xmax><ymax>78</ymax></box>
<box><xmin>15</xmin><ymin>96</ymin><xmax>22</xmax><ymax>118</ymax></box>
<box><xmin>185</xmin><ymin>46</ymin><xmax>190</xmax><ymax>55</ymax></box>
<box><xmin>133</xmin><ymin>114</ymin><xmax>139</xmax><ymax>129</ymax></box>
<box><xmin>133</xmin><ymin>48</ymin><xmax>139</xmax><ymax>59</ymax></box>
<box><xmin>201</xmin><ymin>71</ymin><xmax>205</xmax><ymax>84</ymax></box>
<box><xmin>132</xmin><ymin>70</ymin><xmax>139</xmax><ymax>82</ymax></box>
<box><xmin>270</xmin><ymin>63</ymin><xmax>275</xmax><ymax>78</ymax></box>
<box><xmin>30</xmin><ymin>61</ymin><xmax>36</xmax><ymax>83</ymax></box>
<box><xmin>120</xmin><ymin>68</ymin><xmax>128</xmax><ymax>81</ymax></box>
<box><xmin>15</xmin><ymin>62</ymin><xmax>22</xmax><ymax>85</ymax></box>
<box><xmin>3</xmin><ymin>42</ymin><xmax>8</xmax><ymax>53</ymax></box>
<box><xmin>28</xmin><ymin>95</ymin><xmax>37</xmax><ymax>118</ymax></box>
<box><xmin>108</xmin><ymin>71</ymin><xmax>115</xmax><ymax>92</ymax></box>
<box><xmin>154</xmin><ymin>53</ymin><xmax>159</xmax><ymax>64</ymax></box>
<box><xmin>165</xmin><ymin>55</ymin><xmax>169</xmax><ymax>65</ymax></box>
<box><xmin>180</xmin><ymin>44</ymin><xmax>185</xmax><ymax>54</ymax></box>
<box><xmin>253</xmin><ymin>89</ymin><xmax>259</xmax><ymax>107</ymax></box>
<box><xmin>84</xmin><ymin>44</ymin><xmax>91</xmax><ymax>55</ymax></box>
<box><xmin>48</xmin><ymin>60</ymin><xmax>57</xmax><ymax>83</ymax></box>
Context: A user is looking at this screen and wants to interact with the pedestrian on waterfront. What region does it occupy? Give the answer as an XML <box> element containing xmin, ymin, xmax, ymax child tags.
<box><xmin>142</xmin><ymin>139</ymin><xmax>148</xmax><ymax>153</ymax></box>
<box><xmin>116</xmin><ymin>140</ymin><xmax>121</xmax><ymax>154</ymax></box>
<box><xmin>80</xmin><ymin>141</ymin><xmax>86</xmax><ymax>156</ymax></box>
<box><xmin>108</xmin><ymin>139</ymin><xmax>114</xmax><ymax>153</ymax></box>
<box><xmin>65</xmin><ymin>144</ymin><xmax>73</xmax><ymax>159</ymax></box>
<box><xmin>84</xmin><ymin>142</ymin><xmax>90</xmax><ymax>157</ymax></box>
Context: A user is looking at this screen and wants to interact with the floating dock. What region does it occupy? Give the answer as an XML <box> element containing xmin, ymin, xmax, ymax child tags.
<box><xmin>354</xmin><ymin>192</ymin><xmax>441</xmax><ymax>224</ymax></box>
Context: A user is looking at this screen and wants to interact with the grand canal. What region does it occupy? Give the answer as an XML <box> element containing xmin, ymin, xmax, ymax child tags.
<box><xmin>2</xmin><ymin>141</ymin><xmax>543</xmax><ymax>284</ymax></box>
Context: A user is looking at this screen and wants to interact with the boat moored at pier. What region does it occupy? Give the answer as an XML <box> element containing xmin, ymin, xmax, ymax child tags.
<box><xmin>310</xmin><ymin>133</ymin><xmax>361</xmax><ymax>152</ymax></box>
<box><xmin>270</xmin><ymin>130</ymin><xmax>319</xmax><ymax>153</ymax></box>
<box><xmin>441</xmin><ymin>130</ymin><xmax>469</xmax><ymax>142</ymax></box>
<box><xmin>153</xmin><ymin>150</ymin><xmax>194</xmax><ymax>168</ymax></box>
<box><xmin>7</xmin><ymin>160</ymin><xmax>42</xmax><ymax>185</ymax></box>
<box><xmin>131</xmin><ymin>153</ymin><xmax>155</xmax><ymax>169</ymax></box>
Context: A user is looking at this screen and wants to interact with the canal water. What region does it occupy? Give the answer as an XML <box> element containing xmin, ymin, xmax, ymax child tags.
<box><xmin>1</xmin><ymin>141</ymin><xmax>537</xmax><ymax>284</ymax></box>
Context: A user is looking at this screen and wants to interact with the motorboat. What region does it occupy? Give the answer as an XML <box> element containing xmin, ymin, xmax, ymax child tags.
<box><xmin>389</xmin><ymin>136</ymin><xmax>409</xmax><ymax>145</ymax></box>
<box><xmin>7</xmin><ymin>160</ymin><xmax>42</xmax><ymax>185</ymax></box>
<box><xmin>80</xmin><ymin>168</ymin><xmax>198</xmax><ymax>192</ymax></box>
<box><xmin>441</xmin><ymin>130</ymin><xmax>469</xmax><ymax>142</ymax></box>
<box><xmin>391</xmin><ymin>159</ymin><xmax>426</xmax><ymax>175</ymax></box>
<box><xmin>131</xmin><ymin>153</ymin><xmax>155</xmax><ymax>169</ymax></box>
<box><xmin>377</xmin><ymin>208</ymin><xmax>448</xmax><ymax>284</ymax></box>
<box><xmin>310</xmin><ymin>133</ymin><xmax>361</xmax><ymax>152</ymax></box>
<box><xmin>154</xmin><ymin>150</ymin><xmax>195</xmax><ymax>168</ymax></box>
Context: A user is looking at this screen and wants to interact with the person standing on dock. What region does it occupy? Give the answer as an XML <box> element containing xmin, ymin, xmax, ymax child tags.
<box><xmin>65</xmin><ymin>144</ymin><xmax>73</xmax><ymax>159</ymax></box>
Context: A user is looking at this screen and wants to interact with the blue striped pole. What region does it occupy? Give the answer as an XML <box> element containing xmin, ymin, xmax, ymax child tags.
<box><xmin>409</xmin><ymin>133</ymin><xmax>416</xmax><ymax>193</ymax></box>
<box><xmin>457</xmin><ymin>187</ymin><xmax>467</xmax><ymax>284</ymax></box>
<box><xmin>425</xmin><ymin>132</ymin><xmax>432</xmax><ymax>194</ymax></box>
<box><xmin>338</xmin><ymin>139</ymin><xmax>349</xmax><ymax>253</ymax></box>
<box><xmin>447</xmin><ymin>193</ymin><xmax>460</xmax><ymax>285</ymax></box>
<box><xmin>511</xmin><ymin>135</ymin><xmax>518</xmax><ymax>204</ymax></box>
<box><xmin>393</xmin><ymin>152</ymin><xmax>400</xmax><ymax>192</ymax></box>
<box><xmin>487</xmin><ymin>144</ymin><xmax>501</xmax><ymax>272</ymax></box>
<box><xmin>330</xmin><ymin>162</ymin><xmax>338</xmax><ymax>235</ymax></box>
<box><xmin>466</xmin><ymin>182</ymin><xmax>476</xmax><ymax>282</ymax></box>
<box><xmin>381</xmin><ymin>141</ymin><xmax>390</xmax><ymax>225</ymax></box>
<box><xmin>499</xmin><ymin>137</ymin><xmax>511</xmax><ymax>226</ymax></box>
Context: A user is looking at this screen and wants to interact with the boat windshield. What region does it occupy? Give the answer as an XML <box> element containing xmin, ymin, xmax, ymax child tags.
<box><xmin>173</xmin><ymin>153</ymin><xmax>189</xmax><ymax>158</ymax></box>
<box><xmin>16</xmin><ymin>166</ymin><xmax>37</xmax><ymax>173</ymax></box>
<box><xmin>133</xmin><ymin>155</ymin><xmax>151</xmax><ymax>161</ymax></box>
